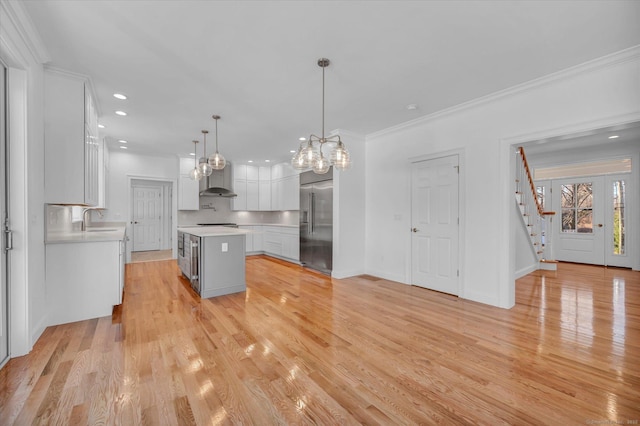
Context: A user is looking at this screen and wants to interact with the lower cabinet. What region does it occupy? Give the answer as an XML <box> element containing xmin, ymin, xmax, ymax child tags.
<box><xmin>46</xmin><ymin>239</ymin><xmax>124</xmax><ymax>326</ymax></box>
<box><xmin>239</xmin><ymin>225</ymin><xmax>298</xmax><ymax>262</ymax></box>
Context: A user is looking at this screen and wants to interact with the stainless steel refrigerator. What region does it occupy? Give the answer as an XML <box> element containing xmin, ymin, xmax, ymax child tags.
<box><xmin>299</xmin><ymin>168</ymin><xmax>333</xmax><ymax>275</ymax></box>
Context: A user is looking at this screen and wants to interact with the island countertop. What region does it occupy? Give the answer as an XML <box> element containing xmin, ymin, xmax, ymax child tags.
<box><xmin>178</xmin><ymin>226</ymin><xmax>251</xmax><ymax>238</ymax></box>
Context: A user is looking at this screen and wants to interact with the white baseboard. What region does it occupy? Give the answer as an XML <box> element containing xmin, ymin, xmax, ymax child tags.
<box><xmin>331</xmin><ymin>269</ymin><xmax>366</xmax><ymax>279</ymax></box>
<box><xmin>515</xmin><ymin>263</ymin><xmax>538</xmax><ymax>279</ymax></box>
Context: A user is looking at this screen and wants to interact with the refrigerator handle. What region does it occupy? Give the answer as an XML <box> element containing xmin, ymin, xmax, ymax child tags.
<box><xmin>307</xmin><ymin>192</ymin><xmax>315</xmax><ymax>235</ymax></box>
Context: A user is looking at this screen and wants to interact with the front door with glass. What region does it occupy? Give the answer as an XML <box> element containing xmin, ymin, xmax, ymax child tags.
<box><xmin>552</xmin><ymin>174</ymin><xmax>631</xmax><ymax>267</ymax></box>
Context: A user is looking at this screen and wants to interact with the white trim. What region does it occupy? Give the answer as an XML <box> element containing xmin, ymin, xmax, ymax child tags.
<box><xmin>0</xmin><ymin>0</ymin><xmax>50</xmax><ymax>67</ymax></box>
<box><xmin>126</xmin><ymin>175</ymin><xmax>177</xmax><ymax>263</ymax></box>
<box><xmin>369</xmin><ymin>46</ymin><xmax>640</xmax><ymax>140</ymax></box>
<box><xmin>515</xmin><ymin>263</ymin><xmax>538</xmax><ymax>280</ymax></box>
<box><xmin>500</xmin><ymin>113</ymin><xmax>640</xmax><ymax>304</ymax></box>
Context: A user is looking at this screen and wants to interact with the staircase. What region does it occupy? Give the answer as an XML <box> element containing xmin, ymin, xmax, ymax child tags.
<box><xmin>515</xmin><ymin>147</ymin><xmax>558</xmax><ymax>271</ymax></box>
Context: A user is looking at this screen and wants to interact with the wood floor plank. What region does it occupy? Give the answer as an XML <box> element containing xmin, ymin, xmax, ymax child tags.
<box><xmin>1</xmin><ymin>258</ymin><xmax>639</xmax><ymax>424</ymax></box>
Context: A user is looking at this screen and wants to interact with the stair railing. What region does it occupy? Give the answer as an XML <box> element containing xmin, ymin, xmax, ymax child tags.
<box><xmin>515</xmin><ymin>147</ymin><xmax>556</xmax><ymax>261</ymax></box>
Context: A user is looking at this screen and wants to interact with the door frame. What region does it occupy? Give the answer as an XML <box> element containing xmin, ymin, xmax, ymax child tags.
<box><xmin>131</xmin><ymin>182</ymin><xmax>164</xmax><ymax>252</ymax></box>
<box><xmin>500</xmin><ymin>114</ymin><xmax>640</xmax><ymax>307</ymax></box>
<box><xmin>408</xmin><ymin>148</ymin><xmax>465</xmax><ymax>297</ymax></box>
<box><xmin>126</xmin><ymin>175</ymin><xmax>177</xmax><ymax>263</ymax></box>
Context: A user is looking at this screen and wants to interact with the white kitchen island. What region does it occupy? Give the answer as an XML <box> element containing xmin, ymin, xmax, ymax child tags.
<box><xmin>178</xmin><ymin>226</ymin><xmax>249</xmax><ymax>298</ymax></box>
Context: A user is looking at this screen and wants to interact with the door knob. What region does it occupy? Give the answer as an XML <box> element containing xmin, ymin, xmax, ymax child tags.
<box><xmin>412</xmin><ymin>227</ymin><xmax>418</xmax><ymax>233</ymax></box>
<box><xmin>597</xmin><ymin>224</ymin><xmax>603</xmax><ymax>228</ymax></box>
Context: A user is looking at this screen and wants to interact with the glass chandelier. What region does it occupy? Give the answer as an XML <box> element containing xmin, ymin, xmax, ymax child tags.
<box><xmin>208</xmin><ymin>115</ymin><xmax>226</xmax><ymax>170</ymax></box>
<box><xmin>189</xmin><ymin>139</ymin><xmax>202</xmax><ymax>180</ymax></box>
<box><xmin>197</xmin><ymin>130</ymin><xmax>213</xmax><ymax>177</ymax></box>
<box><xmin>292</xmin><ymin>58</ymin><xmax>351</xmax><ymax>174</ymax></box>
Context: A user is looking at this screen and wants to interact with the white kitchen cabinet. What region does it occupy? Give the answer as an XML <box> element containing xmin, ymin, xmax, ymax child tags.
<box><xmin>259</xmin><ymin>167</ymin><xmax>271</xmax><ymax>210</ymax></box>
<box><xmin>232</xmin><ymin>164</ymin><xmax>260</xmax><ymax>211</ymax></box>
<box><xmin>44</xmin><ymin>69</ymin><xmax>101</xmax><ymax>206</ymax></box>
<box><xmin>246</xmin><ymin>180</ymin><xmax>259</xmax><ymax>210</ymax></box>
<box><xmin>263</xmin><ymin>225</ymin><xmax>299</xmax><ymax>262</ymax></box>
<box><xmin>178</xmin><ymin>157</ymin><xmax>199</xmax><ymax>210</ymax></box>
<box><xmin>233</xmin><ymin>178</ymin><xmax>247</xmax><ymax>210</ymax></box>
<box><xmin>239</xmin><ymin>225</ymin><xmax>264</xmax><ymax>254</ymax></box>
<box><xmin>46</xmin><ymin>239</ymin><xmax>122</xmax><ymax>326</ymax></box>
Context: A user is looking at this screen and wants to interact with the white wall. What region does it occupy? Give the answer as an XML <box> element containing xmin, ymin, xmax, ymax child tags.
<box><xmin>365</xmin><ymin>48</ymin><xmax>640</xmax><ymax>308</ymax></box>
<box><xmin>101</xmin><ymin>150</ymin><xmax>178</xmax><ymax>261</ymax></box>
<box><xmin>332</xmin><ymin>130</ymin><xmax>366</xmax><ymax>279</ymax></box>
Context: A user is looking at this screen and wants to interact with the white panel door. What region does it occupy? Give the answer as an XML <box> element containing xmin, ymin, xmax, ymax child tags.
<box><xmin>411</xmin><ymin>155</ymin><xmax>459</xmax><ymax>295</ymax></box>
<box><xmin>132</xmin><ymin>185</ymin><xmax>162</xmax><ymax>251</ymax></box>
<box><xmin>553</xmin><ymin>177</ymin><xmax>605</xmax><ymax>265</ymax></box>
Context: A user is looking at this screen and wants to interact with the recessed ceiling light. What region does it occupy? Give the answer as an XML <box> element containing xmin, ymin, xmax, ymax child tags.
<box><xmin>290</xmin><ymin>150</ymin><xmax>296</xmax><ymax>153</ymax></box>
<box><xmin>115</xmin><ymin>110</ymin><xmax>127</xmax><ymax>116</ymax></box>
<box><xmin>299</xmin><ymin>137</ymin><xmax>306</xmax><ymax>141</ymax></box>
<box><xmin>406</xmin><ymin>104</ymin><xmax>418</xmax><ymax>110</ymax></box>
<box><xmin>265</xmin><ymin>160</ymin><xmax>270</xmax><ymax>163</ymax></box>
<box><xmin>120</xmin><ymin>146</ymin><xmax>128</xmax><ymax>149</ymax></box>
<box><xmin>118</xmin><ymin>139</ymin><xmax>127</xmax><ymax>144</ymax></box>
<box><xmin>113</xmin><ymin>93</ymin><xmax>127</xmax><ymax>100</ymax></box>
<box><xmin>189</xmin><ymin>153</ymin><xmax>195</xmax><ymax>156</ymax></box>
<box><xmin>98</xmin><ymin>124</ymin><xmax>105</xmax><ymax>129</ymax></box>
<box><xmin>608</xmin><ymin>135</ymin><xmax>619</xmax><ymax>139</ymax></box>
<box><xmin>248</xmin><ymin>160</ymin><xmax>253</xmax><ymax>163</ymax></box>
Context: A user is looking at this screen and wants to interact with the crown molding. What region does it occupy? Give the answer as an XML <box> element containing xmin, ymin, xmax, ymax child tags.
<box><xmin>368</xmin><ymin>45</ymin><xmax>640</xmax><ymax>140</ymax></box>
<box><xmin>0</xmin><ymin>0</ymin><xmax>50</xmax><ymax>67</ymax></box>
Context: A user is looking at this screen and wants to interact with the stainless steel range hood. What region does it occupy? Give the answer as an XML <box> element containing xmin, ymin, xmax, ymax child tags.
<box><xmin>199</xmin><ymin>161</ymin><xmax>237</xmax><ymax>197</ymax></box>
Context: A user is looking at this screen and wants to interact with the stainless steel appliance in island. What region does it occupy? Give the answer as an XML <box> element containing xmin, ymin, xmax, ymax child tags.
<box><xmin>299</xmin><ymin>168</ymin><xmax>333</xmax><ymax>275</ymax></box>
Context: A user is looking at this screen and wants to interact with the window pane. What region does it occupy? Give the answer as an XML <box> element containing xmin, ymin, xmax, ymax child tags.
<box><xmin>613</xmin><ymin>180</ymin><xmax>626</xmax><ymax>255</ymax></box>
<box><xmin>561</xmin><ymin>184</ymin><xmax>574</xmax><ymax>208</ymax></box>
<box><xmin>577</xmin><ymin>209</ymin><xmax>593</xmax><ymax>233</ymax></box>
<box><xmin>576</xmin><ymin>183</ymin><xmax>593</xmax><ymax>208</ymax></box>
<box><xmin>536</xmin><ymin>186</ymin><xmax>545</xmax><ymax>210</ymax></box>
<box><xmin>562</xmin><ymin>209</ymin><xmax>575</xmax><ymax>232</ymax></box>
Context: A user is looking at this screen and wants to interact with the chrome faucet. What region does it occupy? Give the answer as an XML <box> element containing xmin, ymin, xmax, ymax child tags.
<box><xmin>81</xmin><ymin>207</ymin><xmax>104</xmax><ymax>231</ymax></box>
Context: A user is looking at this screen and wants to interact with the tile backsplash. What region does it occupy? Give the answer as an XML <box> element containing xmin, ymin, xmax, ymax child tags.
<box><xmin>178</xmin><ymin>197</ymin><xmax>298</xmax><ymax>226</ymax></box>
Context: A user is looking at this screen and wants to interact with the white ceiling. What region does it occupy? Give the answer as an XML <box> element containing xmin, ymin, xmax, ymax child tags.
<box><xmin>22</xmin><ymin>1</ymin><xmax>640</xmax><ymax>164</ymax></box>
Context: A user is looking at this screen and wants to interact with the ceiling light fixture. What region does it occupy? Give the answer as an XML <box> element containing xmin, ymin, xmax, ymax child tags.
<box><xmin>189</xmin><ymin>140</ymin><xmax>202</xmax><ymax>180</ymax></box>
<box><xmin>115</xmin><ymin>110</ymin><xmax>127</xmax><ymax>116</ymax></box>
<box><xmin>119</xmin><ymin>146</ymin><xmax>127</xmax><ymax>150</ymax></box>
<box><xmin>113</xmin><ymin>93</ymin><xmax>127</xmax><ymax>100</ymax></box>
<box><xmin>98</xmin><ymin>124</ymin><xmax>105</xmax><ymax>129</ymax></box>
<box><xmin>118</xmin><ymin>139</ymin><xmax>127</xmax><ymax>144</ymax></box>
<box><xmin>609</xmin><ymin>135</ymin><xmax>619</xmax><ymax>139</ymax></box>
<box><xmin>208</xmin><ymin>115</ymin><xmax>226</xmax><ymax>170</ymax></box>
<box><xmin>197</xmin><ymin>130</ymin><xmax>214</xmax><ymax>177</ymax></box>
<box><xmin>292</xmin><ymin>58</ymin><xmax>351</xmax><ymax>174</ymax></box>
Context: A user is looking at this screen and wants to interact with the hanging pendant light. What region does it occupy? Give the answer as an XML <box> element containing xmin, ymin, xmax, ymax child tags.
<box><xmin>197</xmin><ymin>130</ymin><xmax>213</xmax><ymax>177</ymax></box>
<box><xmin>208</xmin><ymin>115</ymin><xmax>226</xmax><ymax>170</ymax></box>
<box><xmin>189</xmin><ymin>140</ymin><xmax>202</xmax><ymax>180</ymax></box>
<box><xmin>292</xmin><ymin>58</ymin><xmax>351</xmax><ymax>174</ymax></box>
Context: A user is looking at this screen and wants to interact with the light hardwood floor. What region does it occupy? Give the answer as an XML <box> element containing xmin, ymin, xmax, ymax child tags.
<box><xmin>130</xmin><ymin>249</ymin><xmax>174</xmax><ymax>263</ymax></box>
<box><xmin>1</xmin><ymin>257</ymin><xmax>638</xmax><ymax>424</ymax></box>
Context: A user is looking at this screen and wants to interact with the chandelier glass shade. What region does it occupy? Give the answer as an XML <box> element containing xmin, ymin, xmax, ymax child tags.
<box><xmin>189</xmin><ymin>140</ymin><xmax>203</xmax><ymax>181</ymax></box>
<box><xmin>291</xmin><ymin>58</ymin><xmax>351</xmax><ymax>174</ymax></box>
<box><xmin>208</xmin><ymin>115</ymin><xmax>226</xmax><ymax>170</ymax></box>
<box><xmin>197</xmin><ymin>130</ymin><xmax>213</xmax><ymax>177</ymax></box>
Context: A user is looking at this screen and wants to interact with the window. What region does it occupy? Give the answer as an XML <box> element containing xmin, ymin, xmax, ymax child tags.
<box><xmin>612</xmin><ymin>180</ymin><xmax>626</xmax><ymax>255</ymax></box>
<box><xmin>561</xmin><ymin>183</ymin><xmax>593</xmax><ymax>233</ymax></box>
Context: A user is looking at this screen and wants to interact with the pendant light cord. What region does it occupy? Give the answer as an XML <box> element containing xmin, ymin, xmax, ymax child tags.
<box><xmin>321</xmin><ymin>63</ymin><xmax>325</xmax><ymax>140</ymax></box>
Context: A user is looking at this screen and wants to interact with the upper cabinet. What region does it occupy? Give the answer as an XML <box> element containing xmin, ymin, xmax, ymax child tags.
<box><xmin>44</xmin><ymin>69</ymin><xmax>101</xmax><ymax>206</ymax></box>
<box><xmin>178</xmin><ymin>157</ymin><xmax>199</xmax><ymax>210</ymax></box>
<box><xmin>232</xmin><ymin>162</ymin><xmax>299</xmax><ymax>212</ymax></box>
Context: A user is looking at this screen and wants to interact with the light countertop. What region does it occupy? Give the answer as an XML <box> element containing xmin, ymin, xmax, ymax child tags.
<box><xmin>46</xmin><ymin>223</ymin><xmax>127</xmax><ymax>244</ymax></box>
<box><xmin>237</xmin><ymin>223</ymin><xmax>299</xmax><ymax>228</ymax></box>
